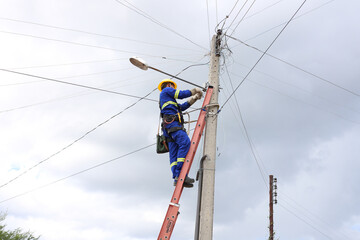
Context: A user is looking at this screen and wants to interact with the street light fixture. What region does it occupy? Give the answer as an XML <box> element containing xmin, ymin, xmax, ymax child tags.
<box><xmin>129</xmin><ymin>57</ymin><xmax>205</xmax><ymax>90</ymax></box>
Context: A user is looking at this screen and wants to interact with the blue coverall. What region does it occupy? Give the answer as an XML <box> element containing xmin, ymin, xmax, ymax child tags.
<box><xmin>159</xmin><ymin>87</ymin><xmax>192</xmax><ymax>180</ymax></box>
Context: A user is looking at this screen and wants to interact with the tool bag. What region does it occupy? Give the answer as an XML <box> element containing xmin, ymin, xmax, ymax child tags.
<box><xmin>156</xmin><ymin>114</ymin><xmax>169</xmax><ymax>154</ymax></box>
<box><xmin>156</xmin><ymin>134</ymin><xmax>169</xmax><ymax>154</ymax></box>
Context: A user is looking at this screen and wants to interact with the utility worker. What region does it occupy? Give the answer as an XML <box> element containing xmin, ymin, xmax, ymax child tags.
<box><xmin>158</xmin><ymin>79</ymin><xmax>203</xmax><ymax>188</ymax></box>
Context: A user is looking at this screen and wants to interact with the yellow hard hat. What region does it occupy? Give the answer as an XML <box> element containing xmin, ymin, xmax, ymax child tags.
<box><xmin>158</xmin><ymin>79</ymin><xmax>177</xmax><ymax>91</ymax></box>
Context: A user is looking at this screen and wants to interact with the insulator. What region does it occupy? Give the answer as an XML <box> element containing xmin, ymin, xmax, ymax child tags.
<box><xmin>274</xmin><ymin>192</ymin><xmax>277</xmax><ymax>197</ymax></box>
<box><xmin>274</xmin><ymin>178</ymin><xmax>277</xmax><ymax>183</ymax></box>
<box><xmin>274</xmin><ymin>185</ymin><xmax>277</xmax><ymax>190</ymax></box>
<box><xmin>275</xmin><ymin>200</ymin><xmax>277</xmax><ymax>204</ymax></box>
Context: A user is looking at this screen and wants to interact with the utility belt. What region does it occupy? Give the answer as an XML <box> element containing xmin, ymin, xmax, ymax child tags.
<box><xmin>161</xmin><ymin>113</ymin><xmax>185</xmax><ymax>142</ymax></box>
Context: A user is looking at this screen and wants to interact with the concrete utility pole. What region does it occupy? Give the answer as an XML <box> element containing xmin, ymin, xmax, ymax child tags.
<box><xmin>196</xmin><ymin>30</ymin><xmax>222</xmax><ymax>240</ymax></box>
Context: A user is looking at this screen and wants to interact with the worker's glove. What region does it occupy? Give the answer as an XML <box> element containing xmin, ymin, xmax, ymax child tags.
<box><xmin>195</xmin><ymin>91</ymin><xmax>203</xmax><ymax>99</ymax></box>
<box><xmin>187</xmin><ymin>95</ymin><xmax>198</xmax><ymax>106</ymax></box>
<box><xmin>190</xmin><ymin>88</ymin><xmax>202</xmax><ymax>96</ymax></box>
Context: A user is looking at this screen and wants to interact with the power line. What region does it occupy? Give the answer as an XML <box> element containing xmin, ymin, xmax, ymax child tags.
<box><xmin>206</xmin><ymin>0</ymin><xmax>211</xmax><ymax>48</ymax></box>
<box><xmin>0</xmin><ymin>68</ymin><xmax>158</xmax><ymax>102</ymax></box>
<box><xmin>0</xmin><ymin>17</ymin><xmax>202</xmax><ymax>52</ymax></box>
<box><xmin>225</xmin><ymin>0</ymin><xmax>250</xmax><ymax>31</ymax></box>
<box><xmin>227</xmin><ymin>0</ymin><xmax>258</xmax><ymax>37</ymax></box>
<box><xmin>243</xmin><ymin>0</ymin><xmax>284</xmax><ymax>20</ymax></box>
<box><xmin>244</xmin><ymin>0</ymin><xmax>336</xmax><ymax>42</ymax></box>
<box><xmin>0</xmin><ymin>30</ymin><xmax>157</xmax><ymax>57</ymax></box>
<box><xmin>224</xmin><ymin>64</ymin><xmax>269</xmax><ymax>187</ymax></box>
<box><xmin>227</xmin><ymin>36</ymin><xmax>360</xmax><ymax>98</ymax></box>
<box><xmin>0</xmin><ymin>30</ymin><xmax>202</xmax><ymax>63</ymax></box>
<box><xmin>0</xmin><ymin>88</ymin><xmax>157</xmax><ymax>189</ymax></box>
<box><xmin>0</xmin><ymin>143</ymin><xmax>155</xmax><ymax>204</ymax></box>
<box><xmin>227</xmin><ymin>70</ymin><xmax>360</xmax><ymax>125</ymax></box>
<box><xmin>279</xmin><ymin>191</ymin><xmax>353</xmax><ymax>240</ymax></box>
<box><xmin>278</xmin><ymin>203</ymin><xmax>333</xmax><ymax>240</ymax></box>
<box><xmin>113</xmin><ymin>0</ymin><xmax>208</xmax><ymax>51</ymax></box>
<box><xmin>8</xmin><ymin>58</ymin><xmax>127</xmax><ymax>70</ymax></box>
<box><xmin>219</xmin><ymin>0</ymin><xmax>309</xmax><ymax>112</ymax></box>
<box><xmin>230</xmin><ymin>60</ymin><xmax>360</xmax><ymax>117</ymax></box>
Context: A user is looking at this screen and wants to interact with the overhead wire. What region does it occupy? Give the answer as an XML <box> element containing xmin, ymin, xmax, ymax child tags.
<box><xmin>224</xmin><ymin>64</ymin><xmax>269</xmax><ymax>187</ymax></box>
<box><xmin>231</xmin><ymin>60</ymin><xmax>360</xmax><ymax>117</ymax></box>
<box><xmin>113</xmin><ymin>0</ymin><xmax>208</xmax><ymax>51</ymax></box>
<box><xmin>278</xmin><ymin>202</ymin><xmax>334</xmax><ymax>240</ymax></box>
<box><xmin>224</xmin><ymin>0</ymin><xmax>249</xmax><ymax>31</ymax></box>
<box><xmin>227</xmin><ymin>36</ymin><xmax>360</xmax><ymax>98</ymax></box>
<box><xmin>206</xmin><ymin>0</ymin><xmax>212</xmax><ymax>48</ymax></box>
<box><xmin>219</xmin><ymin>0</ymin><xmax>309</xmax><ymax>112</ymax></box>
<box><xmin>0</xmin><ymin>73</ymin><xmax>150</xmax><ymax>114</ymax></box>
<box><xmin>0</xmin><ymin>88</ymin><xmax>157</xmax><ymax>189</ymax></box>
<box><xmin>0</xmin><ymin>30</ymin><xmax>203</xmax><ymax>63</ymax></box>
<box><xmin>7</xmin><ymin>58</ymin><xmax>127</xmax><ymax>70</ymax></box>
<box><xmin>228</xmin><ymin>71</ymin><xmax>360</xmax><ymax>125</ymax></box>
<box><xmin>243</xmin><ymin>0</ymin><xmax>284</xmax><ymax>20</ymax></box>
<box><xmin>278</xmin><ymin>190</ymin><xmax>353</xmax><ymax>240</ymax></box>
<box><xmin>243</xmin><ymin>0</ymin><xmax>336</xmax><ymax>42</ymax></box>
<box><xmin>227</xmin><ymin>0</ymin><xmax>258</xmax><ymax>38</ymax></box>
<box><xmin>0</xmin><ymin>17</ymin><xmax>202</xmax><ymax>52</ymax></box>
<box><xmin>0</xmin><ymin>68</ymin><xmax>158</xmax><ymax>102</ymax></box>
<box><xmin>0</xmin><ymin>143</ymin><xmax>155</xmax><ymax>204</ymax></box>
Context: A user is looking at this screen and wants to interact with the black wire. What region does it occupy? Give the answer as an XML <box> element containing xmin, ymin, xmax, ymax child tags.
<box><xmin>219</xmin><ymin>0</ymin><xmax>309</xmax><ymax>112</ymax></box>
<box><xmin>228</xmin><ymin>36</ymin><xmax>360</xmax><ymax>98</ymax></box>
<box><xmin>278</xmin><ymin>203</ymin><xmax>333</xmax><ymax>240</ymax></box>
<box><xmin>244</xmin><ymin>0</ymin><xmax>336</xmax><ymax>43</ymax></box>
<box><xmin>113</xmin><ymin>0</ymin><xmax>208</xmax><ymax>51</ymax></box>
<box><xmin>0</xmin><ymin>17</ymin><xmax>202</xmax><ymax>52</ymax></box>
<box><xmin>0</xmin><ymin>88</ymin><xmax>157</xmax><ymax>189</ymax></box>
<box><xmin>0</xmin><ymin>143</ymin><xmax>155</xmax><ymax>204</ymax></box>
<box><xmin>0</xmin><ymin>68</ymin><xmax>158</xmax><ymax>102</ymax></box>
<box><xmin>224</xmin><ymin>64</ymin><xmax>268</xmax><ymax>187</ymax></box>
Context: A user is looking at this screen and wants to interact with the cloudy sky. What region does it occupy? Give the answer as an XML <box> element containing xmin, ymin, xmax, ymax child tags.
<box><xmin>0</xmin><ymin>0</ymin><xmax>359</xmax><ymax>239</ymax></box>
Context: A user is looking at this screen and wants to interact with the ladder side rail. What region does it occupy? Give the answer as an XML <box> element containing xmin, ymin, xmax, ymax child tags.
<box><xmin>171</xmin><ymin>87</ymin><xmax>213</xmax><ymax>201</ymax></box>
<box><xmin>157</xmin><ymin>87</ymin><xmax>213</xmax><ymax>240</ymax></box>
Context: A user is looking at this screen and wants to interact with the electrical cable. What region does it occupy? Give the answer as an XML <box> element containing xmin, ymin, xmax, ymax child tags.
<box><xmin>8</xmin><ymin>58</ymin><xmax>127</xmax><ymax>70</ymax></box>
<box><xmin>227</xmin><ymin>0</ymin><xmax>258</xmax><ymax>38</ymax></box>
<box><xmin>232</xmin><ymin>60</ymin><xmax>360</xmax><ymax>115</ymax></box>
<box><xmin>0</xmin><ymin>17</ymin><xmax>202</xmax><ymax>52</ymax></box>
<box><xmin>0</xmin><ymin>143</ymin><xmax>155</xmax><ymax>204</ymax></box>
<box><xmin>0</xmin><ymin>30</ymin><xmax>158</xmax><ymax>58</ymax></box>
<box><xmin>0</xmin><ymin>68</ymin><xmax>158</xmax><ymax>102</ymax></box>
<box><xmin>225</xmin><ymin>0</ymin><xmax>249</xmax><ymax>31</ymax></box>
<box><xmin>227</xmin><ymin>36</ymin><xmax>360</xmax><ymax>98</ymax></box>
<box><xmin>224</xmin><ymin>64</ymin><xmax>269</xmax><ymax>187</ymax></box>
<box><xmin>0</xmin><ymin>88</ymin><xmax>157</xmax><ymax>189</ymax></box>
<box><xmin>113</xmin><ymin>0</ymin><xmax>208</xmax><ymax>51</ymax></box>
<box><xmin>0</xmin><ymin>30</ymin><xmax>203</xmax><ymax>63</ymax></box>
<box><xmin>278</xmin><ymin>202</ymin><xmax>333</xmax><ymax>239</ymax></box>
<box><xmin>219</xmin><ymin>0</ymin><xmax>309</xmax><ymax>112</ymax></box>
<box><xmin>228</xmin><ymin>71</ymin><xmax>360</xmax><ymax>125</ymax></box>
<box><xmin>243</xmin><ymin>0</ymin><xmax>284</xmax><ymax>21</ymax></box>
<box><xmin>244</xmin><ymin>0</ymin><xmax>336</xmax><ymax>43</ymax></box>
<box><xmin>206</xmin><ymin>0</ymin><xmax>211</xmax><ymax>48</ymax></box>
<box><xmin>278</xmin><ymin>190</ymin><xmax>353</xmax><ymax>240</ymax></box>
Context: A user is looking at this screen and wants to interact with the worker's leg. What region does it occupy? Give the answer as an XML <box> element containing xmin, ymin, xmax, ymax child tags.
<box><xmin>168</xmin><ymin>141</ymin><xmax>179</xmax><ymax>179</ymax></box>
<box><xmin>170</xmin><ymin>130</ymin><xmax>190</xmax><ymax>178</ymax></box>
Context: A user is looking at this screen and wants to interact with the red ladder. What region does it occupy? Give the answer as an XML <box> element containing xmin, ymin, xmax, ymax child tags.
<box><xmin>158</xmin><ymin>86</ymin><xmax>213</xmax><ymax>240</ymax></box>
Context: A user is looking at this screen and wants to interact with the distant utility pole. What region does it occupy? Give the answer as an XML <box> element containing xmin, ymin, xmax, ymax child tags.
<box><xmin>195</xmin><ymin>29</ymin><xmax>222</xmax><ymax>240</ymax></box>
<box><xmin>269</xmin><ymin>175</ymin><xmax>277</xmax><ymax>240</ymax></box>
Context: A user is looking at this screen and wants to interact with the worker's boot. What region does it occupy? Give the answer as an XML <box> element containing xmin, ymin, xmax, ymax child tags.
<box><xmin>185</xmin><ymin>176</ymin><xmax>195</xmax><ymax>184</ymax></box>
<box><xmin>173</xmin><ymin>177</ymin><xmax>194</xmax><ymax>188</ymax></box>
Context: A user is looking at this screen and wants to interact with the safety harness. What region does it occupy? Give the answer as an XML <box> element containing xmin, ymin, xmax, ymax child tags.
<box><xmin>159</xmin><ymin>101</ymin><xmax>186</xmax><ymax>142</ymax></box>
